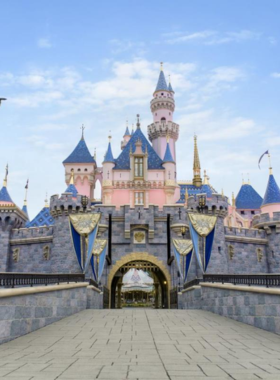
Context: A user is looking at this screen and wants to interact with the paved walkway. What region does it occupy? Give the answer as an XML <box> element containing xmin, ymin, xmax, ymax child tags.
<box><xmin>0</xmin><ymin>310</ymin><xmax>280</xmax><ymax>380</ymax></box>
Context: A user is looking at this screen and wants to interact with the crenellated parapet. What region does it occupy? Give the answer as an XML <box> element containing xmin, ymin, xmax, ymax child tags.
<box><xmin>186</xmin><ymin>193</ymin><xmax>228</xmax><ymax>218</ymax></box>
<box><xmin>147</xmin><ymin>121</ymin><xmax>179</xmax><ymax>142</ymax></box>
<box><xmin>50</xmin><ymin>193</ymin><xmax>84</xmax><ymax>218</ymax></box>
<box><xmin>252</xmin><ymin>212</ymin><xmax>280</xmax><ymax>233</ymax></box>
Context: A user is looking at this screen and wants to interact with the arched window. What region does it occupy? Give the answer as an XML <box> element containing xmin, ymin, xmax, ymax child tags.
<box><xmin>161</xmin><ymin>117</ymin><xmax>166</xmax><ymax>122</ymax></box>
<box><xmin>134</xmin><ymin>157</ymin><xmax>144</xmax><ymax>178</ymax></box>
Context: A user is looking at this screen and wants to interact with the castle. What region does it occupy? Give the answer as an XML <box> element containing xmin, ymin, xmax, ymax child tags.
<box><xmin>1</xmin><ymin>65</ymin><xmax>280</xmax><ymax>308</ymax></box>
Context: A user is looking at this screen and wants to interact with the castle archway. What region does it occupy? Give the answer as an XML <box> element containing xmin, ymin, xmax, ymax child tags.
<box><xmin>108</xmin><ymin>253</ymin><xmax>171</xmax><ymax>309</ymax></box>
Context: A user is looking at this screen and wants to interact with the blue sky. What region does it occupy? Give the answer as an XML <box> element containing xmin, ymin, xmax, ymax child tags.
<box><xmin>0</xmin><ymin>0</ymin><xmax>280</xmax><ymax>218</ymax></box>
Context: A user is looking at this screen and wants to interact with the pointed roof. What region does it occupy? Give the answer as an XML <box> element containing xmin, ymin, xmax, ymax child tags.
<box><xmin>22</xmin><ymin>203</ymin><xmax>29</xmax><ymax>220</ymax></box>
<box><xmin>262</xmin><ymin>174</ymin><xmax>280</xmax><ymax>206</ymax></box>
<box><xmin>65</xmin><ymin>184</ymin><xmax>78</xmax><ymax>197</ymax></box>
<box><xmin>26</xmin><ymin>199</ymin><xmax>54</xmax><ymax>227</ymax></box>
<box><xmin>124</xmin><ymin>126</ymin><xmax>130</xmax><ymax>137</ymax></box>
<box><xmin>168</xmin><ymin>82</ymin><xmax>174</xmax><ymax>93</ymax></box>
<box><xmin>103</xmin><ymin>141</ymin><xmax>115</xmax><ymax>163</ymax></box>
<box><xmin>163</xmin><ymin>142</ymin><xmax>175</xmax><ymax>163</ymax></box>
<box><xmin>113</xmin><ymin>128</ymin><xmax>164</xmax><ymax>170</ymax></box>
<box><xmin>236</xmin><ymin>184</ymin><xmax>263</xmax><ymax>209</ymax></box>
<box><xmin>63</xmin><ymin>136</ymin><xmax>95</xmax><ymax>164</ymax></box>
<box><xmin>0</xmin><ymin>186</ymin><xmax>13</xmax><ymax>203</ymax></box>
<box><xmin>0</xmin><ymin>165</ymin><xmax>13</xmax><ymax>204</ymax></box>
<box><xmin>155</xmin><ymin>69</ymin><xmax>168</xmax><ymax>93</ymax></box>
<box><xmin>193</xmin><ymin>136</ymin><xmax>201</xmax><ymax>171</ymax></box>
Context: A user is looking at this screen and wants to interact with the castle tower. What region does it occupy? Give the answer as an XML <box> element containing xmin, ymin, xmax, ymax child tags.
<box><xmin>0</xmin><ymin>165</ymin><xmax>28</xmax><ymax>271</ymax></box>
<box><xmin>261</xmin><ymin>166</ymin><xmax>280</xmax><ymax>217</ymax></box>
<box><xmin>192</xmin><ymin>135</ymin><xmax>202</xmax><ymax>187</ymax></box>
<box><xmin>147</xmin><ymin>63</ymin><xmax>179</xmax><ymax>161</ymax></box>
<box><xmin>63</xmin><ymin>128</ymin><xmax>97</xmax><ymax>199</ymax></box>
<box><xmin>102</xmin><ymin>134</ymin><xmax>115</xmax><ymax>204</ymax></box>
<box><xmin>121</xmin><ymin>122</ymin><xmax>131</xmax><ymax>150</ymax></box>
<box><xmin>162</xmin><ymin>136</ymin><xmax>177</xmax><ymax>204</ymax></box>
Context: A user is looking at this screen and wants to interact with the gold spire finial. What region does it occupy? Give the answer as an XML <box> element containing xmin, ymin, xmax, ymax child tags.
<box><xmin>70</xmin><ymin>169</ymin><xmax>74</xmax><ymax>185</ymax></box>
<box><xmin>192</xmin><ymin>135</ymin><xmax>202</xmax><ymax>187</ymax></box>
<box><xmin>232</xmin><ymin>192</ymin><xmax>235</xmax><ymax>207</ymax></box>
<box><xmin>247</xmin><ymin>173</ymin><xmax>250</xmax><ymax>184</ymax></box>
<box><xmin>168</xmin><ymin>74</ymin><xmax>171</xmax><ymax>83</ymax></box>
<box><xmin>185</xmin><ymin>188</ymin><xmax>189</xmax><ymax>203</ymax></box>
<box><xmin>221</xmin><ymin>188</ymin><xmax>224</xmax><ymax>196</ymax></box>
<box><xmin>166</xmin><ymin>133</ymin><xmax>170</xmax><ymax>143</ymax></box>
<box><xmin>3</xmin><ymin>163</ymin><xmax>8</xmax><ymax>187</ymax></box>
<box><xmin>45</xmin><ymin>193</ymin><xmax>49</xmax><ymax>208</ymax></box>
<box><xmin>108</xmin><ymin>131</ymin><xmax>112</xmax><ymax>142</ymax></box>
<box><xmin>203</xmin><ymin>169</ymin><xmax>209</xmax><ymax>185</ymax></box>
<box><xmin>160</xmin><ymin>62</ymin><xmax>163</xmax><ymax>71</ymax></box>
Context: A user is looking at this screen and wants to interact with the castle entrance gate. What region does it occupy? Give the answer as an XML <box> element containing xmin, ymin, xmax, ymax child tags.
<box><xmin>107</xmin><ymin>253</ymin><xmax>171</xmax><ymax>309</ymax></box>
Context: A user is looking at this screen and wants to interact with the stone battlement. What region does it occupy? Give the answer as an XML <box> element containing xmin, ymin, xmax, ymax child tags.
<box><xmin>252</xmin><ymin>212</ymin><xmax>280</xmax><ymax>227</ymax></box>
<box><xmin>11</xmin><ymin>225</ymin><xmax>53</xmax><ymax>240</ymax></box>
<box><xmin>224</xmin><ymin>226</ymin><xmax>266</xmax><ymax>239</ymax></box>
<box><xmin>50</xmin><ymin>193</ymin><xmax>84</xmax><ymax>217</ymax></box>
<box><xmin>187</xmin><ymin>193</ymin><xmax>228</xmax><ymax>218</ymax></box>
<box><xmin>147</xmin><ymin>121</ymin><xmax>179</xmax><ymax>141</ymax></box>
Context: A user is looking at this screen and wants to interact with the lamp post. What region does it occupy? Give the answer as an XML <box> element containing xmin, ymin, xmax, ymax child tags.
<box><xmin>198</xmin><ymin>194</ymin><xmax>206</xmax><ymax>213</ymax></box>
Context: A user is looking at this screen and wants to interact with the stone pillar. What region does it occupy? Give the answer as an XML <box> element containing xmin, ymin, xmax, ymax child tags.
<box><xmin>117</xmin><ymin>283</ymin><xmax>122</xmax><ymax>309</ymax></box>
<box><xmin>154</xmin><ymin>283</ymin><xmax>159</xmax><ymax>309</ymax></box>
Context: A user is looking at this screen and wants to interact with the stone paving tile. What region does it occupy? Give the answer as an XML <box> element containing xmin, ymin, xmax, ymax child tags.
<box><xmin>0</xmin><ymin>309</ymin><xmax>280</xmax><ymax>379</ymax></box>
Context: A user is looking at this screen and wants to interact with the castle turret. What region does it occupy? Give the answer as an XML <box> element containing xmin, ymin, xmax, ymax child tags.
<box><xmin>261</xmin><ymin>167</ymin><xmax>280</xmax><ymax>216</ymax></box>
<box><xmin>121</xmin><ymin>122</ymin><xmax>131</xmax><ymax>150</ymax></box>
<box><xmin>162</xmin><ymin>136</ymin><xmax>177</xmax><ymax>204</ymax></box>
<box><xmin>65</xmin><ymin>170</ymin><xmax>78</xmax><ymax>198</ymax></box>
<box><xmin>0</xmin><ymin>165</ymin><xmax>28</xmax><ymax>271</ymax></box>
<box><xmin>63</xmin><ymin>127</ymin><xmax>96</xmax><ymax>199</ymax></box>
<box><xmin>192</xmin><ymin>135</ymin><xmax>202</xmax><ymax>187</ymax></box>
<box><xmin>102</xmin><ymin>134</ymin><xmax>115</xmax><ymax>204</ymax></box>
<box><xmin>147</xmin><ymin>63</ymin><xmax>179</xmax><ymax>161</ymax></box>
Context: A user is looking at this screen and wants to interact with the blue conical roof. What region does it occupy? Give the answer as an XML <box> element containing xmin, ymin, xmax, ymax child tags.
<box><xmin>168</xmin><ymin>82</ymin><xmax>174</xmax><ymax>93</ymax></box>
<box><xmin>235</xmin><ymin>184</ymin><xmax>263</xmax><ymax>210</ymax></box>
<box><xmin>0</xmin><ymin>186</ymin><xmax>13</xmax><ymax>203</ymax></box>
<box><xmin>103</xmin><ymin>142</ymin><xmax>115</xmax><ymax>163</ymax></box>
<box><xmin>63</xmin><ymin>138</ymin><xmax>95</xmax><ymax>164</ymax></box>
<box><xmin>155</xmin><ymin>70</ymin><xmax>168</xmax><ymax>92</ymax></box>
<box><xmin>65</xmin><ymin>183</ymin><xmax>78</xmax><ymax>197</ymax></box>
<box><xmin>124</xmin><ymin>127</ymin><xmax>130</xmax><ymax>136</ymax></box>
<box><xmin>262</xmin><ymin>174</ymin><xmax>280</xmax><ymax>206</ymax></box>
<box><xmin>22</xmin><ymin>204</ymin><xmax>29</xmax><ymax>220</ymax></box>
<box><xmin>26</xmin><ymin>207</ymin><xmax>54</xmax><ymax>228</ymax></box>
<box><xmin>163</xmin><ymin>142</ymin><xmax>175</xmax><ymax>163</ymax></box>
<box><xmin>114</xmin><ymin>128</ymin><xmax>164</xmax><ymax>170</ymax></box>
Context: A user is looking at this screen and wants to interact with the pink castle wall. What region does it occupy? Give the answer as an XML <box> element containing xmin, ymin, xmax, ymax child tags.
<box><xmin>261</xmin><ymin>204</ymin><xmax>280</xmax><ymax>217</ymax></box>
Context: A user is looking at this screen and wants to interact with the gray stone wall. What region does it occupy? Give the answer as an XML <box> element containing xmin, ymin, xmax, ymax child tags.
<box><xmin>0</xmin><ymin>284</ymin><xmax>102</xmax><ymax>345</ymax></box>
<box><xmin>179</xmin><ymin>285</ymin><xmax>280</xmax><ymax>335</ymax></box>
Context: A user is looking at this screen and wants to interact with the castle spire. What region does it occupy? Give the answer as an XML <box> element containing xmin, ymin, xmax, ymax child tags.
<box><xmin>168</xmin><ymin>75</ymin><xmax>174</xmax><ymax>93</ymax></box>
<box><xmin>81</xmin><ymin>124</ymin><xmax>85</xmax><ymax>140</ymax></box>
<box><xmin>163</xmin><ymin>135</ymin><xmax>175</xmax><ymax>163</ymax></box>
<box><xmin>3</xmin><ymin>164</ymin><xmax>8</xmax><ymax>187</ymax></box>
<box><xmin>103</xmin><ymin>134</ymin><xmax>115</xmax><ymax>163</ymax></box>
<box><xmin>22</xmin><ymin>179</ymin><xmax>29</xmax><ymax>219</ymax></box>
<box><xmin>124</xmin><ymin>120</ymin><xmax>130</xmax><ymax>137</ymax></box>
<box><xmin>154</xmin><ymin>63</ymin><xmax>168</xmax><ymax>93</ymax></box>
<box><xmin>192</xmin><ymin>135</ymin><xmax>202</xmax><ymax>187</ymax></box>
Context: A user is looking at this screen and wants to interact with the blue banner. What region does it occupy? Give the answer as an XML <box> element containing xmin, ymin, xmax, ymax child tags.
<box><xmin>98</xmin><ymin>245</ymin><xmax>107</xmax><ymax>282</ymax></box>
<box><xmin>184</xmin><ymin>250</ymin><xmax>193</xmax><ymax>282</ymax></box>
<box><xmin>189</xmin><ymin>222</ymin><xmax>204</xmax><ymax>273</ymax></box>
<box><xmin>174</xmin><ymin>246</ymin><xmax>183</xmax><ymax>279</ymax></box>
<box><xmin>204</xmin><ymin>227</ymin><xmax>215</xmax><ymax>271</ymax></box>
<box><xmin>70</xmin><ymin>222</ymin><xmax>82</xmax><ymax>270</ymax></box>
<box><xmin>91</xmin><ymin>255</ymin><xmax>97</xmax><ymax>281</ymax></box>
<box><xmin>84</xmin><ymin>226</ymin><xmax>98</xmax><ymax>274</ymax></box>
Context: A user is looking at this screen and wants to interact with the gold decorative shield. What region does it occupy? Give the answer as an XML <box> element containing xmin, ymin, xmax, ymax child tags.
<box><xmin>69</xmin><ymin>213</ymin><xmax>100</xmax><ymax>236</ymax></box>
<box><xmin>188</xmin><ymin>213</ymin><xmax>217</xmax><ymax>237</ymax></box>
<box><xmin>92</xmin><ymin>239</ymin><xmax>107</xmax><ymax>256</ymax></box>
<box><xmin>173</xmin><ymin>239</ymin><xmax>193</xmax><ymax>256</ymax></box>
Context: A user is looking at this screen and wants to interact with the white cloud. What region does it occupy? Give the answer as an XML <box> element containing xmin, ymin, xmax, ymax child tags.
<box><xmin>165</xmin><ymin>29</ymin><xmax>262</xmax><ymax>45</ymax></box>
<box><xmin>37</xmin><ymin>38</ymin><xmax>52</xmax><ymax>48</ymax></box>
<box><xmin>271</xmin><ymin>72</ymin><xmax>280</xmax><ymax>78</ymax></box>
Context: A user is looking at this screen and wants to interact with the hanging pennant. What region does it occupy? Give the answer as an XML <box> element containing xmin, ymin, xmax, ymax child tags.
<box><xmin>69</xmin><ymin>214</ymin><xmax>101</xmax><ymax>273</ymax></box>
<box><xmin>172</xmin><ymin>239</ymin><xmax>193</xmax><ymax>281</ymax></box>
<box><xmin>188</xmin><ymin>213</ymin><xmax>217</xmax><ymax>272</ymax></box>
<box><xmin>91</xmin><ymin>239</ymin><xmax>107</xmax><ymax>282</ymax></box>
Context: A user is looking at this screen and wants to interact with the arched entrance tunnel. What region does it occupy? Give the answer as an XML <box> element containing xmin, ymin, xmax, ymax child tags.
<box><xmin>109</xmin><ymin>259</ymin><xmax>170</xmax><ymax>309</ymax></box>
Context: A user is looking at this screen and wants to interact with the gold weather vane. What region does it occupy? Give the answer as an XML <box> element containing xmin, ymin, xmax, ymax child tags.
<box><xmin>160</xmin><ymin>62</ymin><xmax>163</xmax><ymax>71</ymax></box>
<box><xmin>108</xmin><ymin>130</ymin><xmax>112</xmax><ymax>142</ymax></box>
<box><xmin>24</xmin><ymin>179</ymin><xmax>29</xmax><ymax>205</ymax></box>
